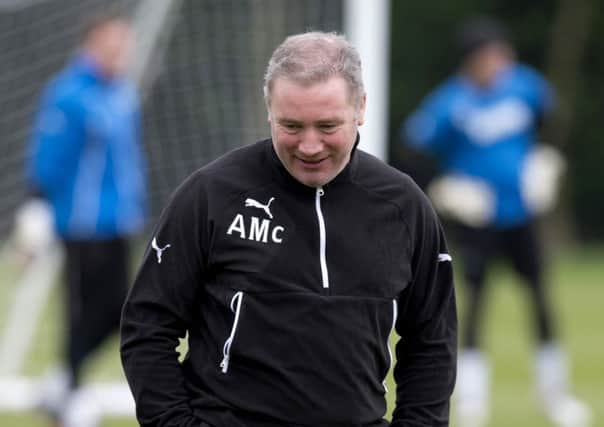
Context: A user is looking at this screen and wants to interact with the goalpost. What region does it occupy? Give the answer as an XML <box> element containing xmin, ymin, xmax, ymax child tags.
<box><xmin>344</xmin><ymin>0</ymin><xmax>390</xmax><ymax>161</ymax></box>
<box><xmin>0</xmin><ymin>0</ymin><xmax>390</xmax><ymax>421</ymax></box>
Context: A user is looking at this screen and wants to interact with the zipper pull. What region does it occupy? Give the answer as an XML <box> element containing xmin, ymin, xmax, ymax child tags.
<box><xmin>220</xmin><ymin>356</ymin><xmax>230</xmax><ymax>373</ymax></box>
<box><xmin>220</xmin><ymin>292</ymin><xmax>244</xmax><ymax>374</ymax></box>
<box><xmin>317</xmin><ymin>186</ymin><xmax>324</xmax><ymax>196</ymax></box>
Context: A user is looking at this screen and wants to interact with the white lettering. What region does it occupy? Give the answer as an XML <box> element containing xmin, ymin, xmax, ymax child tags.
<box><xmin>226</xmin><ymin>214</ymin><xmax>246</xmax><ymax>238</ymax></box>
<box><xmin>272</xmin><ymin>226</ymin><xmax>284</xmax><ymax>243</ymax></box>
<box><xmin>454</xmin><ymin>98</ymin><xmax>533</xmax><ymax>145</ymax></box>
<box><xmin>248</xmin><ymin>216</ymin><xmax>269</xmax><ymax>243</ymax></box>
<box><xmin>226</xmin><ymin>214</ymin><xmax>284</xmax><ymax>244</ymax></box>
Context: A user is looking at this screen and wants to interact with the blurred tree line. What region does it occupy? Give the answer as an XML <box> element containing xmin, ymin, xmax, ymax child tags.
<box><xmin>388</xmin><ymin>0</ymin><xmax>604</xmax><ymax>242</ymax></box>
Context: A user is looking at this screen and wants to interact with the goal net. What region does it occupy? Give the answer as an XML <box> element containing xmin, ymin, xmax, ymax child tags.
<box><xmin>0</xmin><ymin>0</ymin><xmax>348</xmax><ymax>419</ymax></box>
<box><xmin>0</xmin><ymin>0</ymin><xmax>344</xmax><ymax>240</ymax></box>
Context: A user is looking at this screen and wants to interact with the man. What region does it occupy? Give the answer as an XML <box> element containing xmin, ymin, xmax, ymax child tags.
<box><xmin>121</xmin><ymin>31</ymin><xmax>456</xmax><ymax>427</ymax></box>
<box><xmin>402</xmin><ymin>16</ymin><xmax>590</xmax><ymax>427</ymax></box>
<box><xmin>28</xmin><ymin>14</ymin><xmax>147</xmax><ymax>427</ymax></box>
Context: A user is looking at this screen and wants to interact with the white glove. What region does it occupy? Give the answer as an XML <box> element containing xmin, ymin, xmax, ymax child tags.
<box><xmin>427</xmin><ymin>175</ymin><xmax>495</xmax><ymax>227</ymax></box>
<box><xmin>521</xmin><ymin>144</ymin><xmax>566</xmax><ymax>215</ymax></box>
<box><xmin>12</xmin><ymin>198</ymin><xmax>56</xmax><ymax>257</ymax></box>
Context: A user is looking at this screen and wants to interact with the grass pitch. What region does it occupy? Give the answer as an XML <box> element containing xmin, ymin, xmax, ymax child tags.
<box><xmin>0</xmin><ymin>245</ymin><xmax>602</xmax><ymax>427</ymax></box>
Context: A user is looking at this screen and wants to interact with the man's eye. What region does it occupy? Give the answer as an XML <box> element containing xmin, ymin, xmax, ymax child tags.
<box><xmin>283</xmin><ymin>123</ymin><xmax>301</xmax><ymax>132</ymax></box>
<box><xmin>319</xmin><ymin>124</ymin><xmax>337</xmax><ymax>133</ymax></box>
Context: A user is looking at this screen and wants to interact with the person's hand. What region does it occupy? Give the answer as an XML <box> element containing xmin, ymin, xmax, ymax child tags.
<box><xmin>11</xmin><ymin>198</ymin><xmax>56</xmax><ymax>265</ymax></box>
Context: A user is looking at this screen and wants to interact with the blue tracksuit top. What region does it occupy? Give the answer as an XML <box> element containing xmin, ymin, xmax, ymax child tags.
<box><xmin>28</xmin><ymin>54</ymin><xmax>147</xmax><ymax>239</ymax></box>
<box><xmin>403</xmin><ymin>63</ymin><xmax>554</xmax><ymax>228</ymax></box>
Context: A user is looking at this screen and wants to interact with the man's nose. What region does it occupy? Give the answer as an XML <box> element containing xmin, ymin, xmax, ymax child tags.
<box><xmin>298</xmin><ymin>130</ymin><xmax>323</xmax><ymax>157</ymax></box>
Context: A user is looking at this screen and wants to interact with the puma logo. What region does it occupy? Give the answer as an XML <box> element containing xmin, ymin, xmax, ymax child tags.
<box><xmin>152</xmin><ymin>237</ymin><xmax>171</xmax><ymax>264</ymax></box>
<box><xmin>438</xmin><ymin>253</ymin><xmax>452</xmax><ymax>262</ymax></box>
<box><xmin>245</xmin><ymin>197</ymin><xmax>275</xmax><ymax>219</ymax></box>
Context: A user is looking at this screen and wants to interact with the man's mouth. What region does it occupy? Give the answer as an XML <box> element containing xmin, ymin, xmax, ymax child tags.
<box><xmin>297</xmin><ymin>157</ymin><xmax>327</xmax><ymax>166</ymax></box>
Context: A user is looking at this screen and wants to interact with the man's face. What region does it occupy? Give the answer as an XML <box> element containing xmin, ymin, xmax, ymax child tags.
<box><xmin>465</xmin><ymin>41</ymin><xmax>512</xmax><ymax>87</ymax></box>
<box><xmin>87</xmin><ymin>20</ymin><xmax>132</xmax><ymax>79</ymax></box>
<box><xmin>268</xmin><ymin>76</ymin><xmax>365</xmax><ymax>188</ymax></box>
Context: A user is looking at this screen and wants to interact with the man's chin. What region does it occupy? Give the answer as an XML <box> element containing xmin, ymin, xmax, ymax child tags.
<box><xmin>293</xmin><ymin>171</ymin><xmax>329</xmax><ymax>188</ymax></box>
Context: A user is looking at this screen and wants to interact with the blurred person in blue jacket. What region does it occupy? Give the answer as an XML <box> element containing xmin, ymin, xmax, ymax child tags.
<box><xmin>26</xmin><ymin>13</ymin><xmax>146</xmax><ymax>427</ymax></box>
<box><xmin>402</xmin><ymin>16</ymin><xmax>590</xmax><ymax>427</ymax></box>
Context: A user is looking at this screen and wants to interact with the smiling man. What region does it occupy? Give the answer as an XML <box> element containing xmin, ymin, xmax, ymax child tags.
<box><xmin>121</xmin><ymin>32</ymin><xmax>457</xmax><ymax>427</ymax></box>
<box><xmin>268</xmin><ymin>73</ymin><xmax>365</xmax><ymax>187</ymax></box>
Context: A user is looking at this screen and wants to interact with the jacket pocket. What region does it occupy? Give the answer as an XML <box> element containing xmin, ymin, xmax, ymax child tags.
<box><xmin>205</xmin><ymin>291</ymin><xmax>394</xmax><ymax>425</ymax></box>
<box><xmin>219</xmin><ymin>291</ymin><xmax>244</xmax><ymax>373</ymax></box>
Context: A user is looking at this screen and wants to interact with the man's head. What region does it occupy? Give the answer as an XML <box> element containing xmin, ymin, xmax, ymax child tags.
<box><xmin>82</xmin><ymin>14</ymin><xmax>132</xmax><ymax>80</ymax></box>
<box><xmin>264</xmin><ymin>32</ymin><xmax>366</xmax><ymax>188</ymax></box>
<box><xmin>456</xmin><ymin>16</ymin><xmax>514</xmax><ymax>87</ymax></box>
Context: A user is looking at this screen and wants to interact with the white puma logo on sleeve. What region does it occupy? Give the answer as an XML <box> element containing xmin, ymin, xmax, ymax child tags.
<box><xmin>438</xmin><ymin>253</ymin><xmax>452</xmax><ymax>262</ymax></box>
<box><xmin>152</xmin><ymin>237</ymin><xmax>171</xmax><ymax>264</ymax></box>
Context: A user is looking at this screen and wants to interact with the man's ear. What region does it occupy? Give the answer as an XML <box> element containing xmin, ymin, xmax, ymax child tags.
<box><xmin>356</xmin><ymin>94</ymin><xmax>367</xmax><ymax>126</ymax></box>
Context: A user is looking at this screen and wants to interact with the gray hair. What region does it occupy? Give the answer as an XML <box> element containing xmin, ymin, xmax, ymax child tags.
<box><xmin>263</xmin><ymin>31</ymin><xmax>365</xmax><ymax>110</ymax></box>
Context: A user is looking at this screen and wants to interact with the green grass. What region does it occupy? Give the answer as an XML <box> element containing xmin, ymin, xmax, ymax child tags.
<box><xmin>1</xmin><ymin>245</ymin><xmax>602</xmax><ymax>426</ymax></box>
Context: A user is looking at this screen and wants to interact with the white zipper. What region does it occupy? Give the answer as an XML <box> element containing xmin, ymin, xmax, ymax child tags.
<box><xmin>220</xmin><ymin>291</ymin><xmax>244</xmax><ymax>374</ymax></box>
<box><xmin>383</xmin><ymin>299</ymin><xmax>398</xmax><ymax>392</ymax></box>
<box><xmin>315</xmin><ymin>187</ymin><xmax>329</xmax><ymax>289</ymax></box>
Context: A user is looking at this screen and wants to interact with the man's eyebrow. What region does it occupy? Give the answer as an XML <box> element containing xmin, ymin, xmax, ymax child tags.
<box><xmin>276</xmin><ymin>117</ymin><xmax>345</xmax><ymax>125</ymax></box>
<box><xmin>277</xmin><ymin>118</ymin><xmax>302</xmax><ymax>124</ymax></box>
<box><xmin>316</xmin><ymin>118</ymin><xmax>344</xmax><ymax>124</ymax></box>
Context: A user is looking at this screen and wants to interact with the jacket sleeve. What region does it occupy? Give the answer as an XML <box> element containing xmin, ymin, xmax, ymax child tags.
<box><xmin>401</xmin><ymin>85</ymin><xmax>455</xmax><ymax>155</ymax></box>
<box><xmin>522</xmin><ymin>65</ymin><xmax>556</xmax><ymax>120</ymax></box>
<box><xmin>28</xmin><ymin>90</ymin><xmax>82</xmax><ymax>198</ymax></box>
<box><xmin>391</xmin><ymin>195</ymin><xmax>457</xmax><ymax>427</ymax></box>
<box><xmin>120</xmin><ymin>173</ymin><xmax>208</xmax><ymax>427</ymax></box>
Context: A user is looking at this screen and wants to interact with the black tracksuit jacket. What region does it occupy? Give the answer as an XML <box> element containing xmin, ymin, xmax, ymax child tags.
<box><xmin>121</xmin><ymin>139</ymin><xmax>457</xmax><ymax>427</ymax></box>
